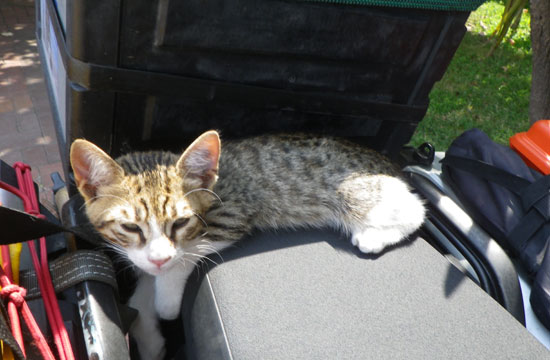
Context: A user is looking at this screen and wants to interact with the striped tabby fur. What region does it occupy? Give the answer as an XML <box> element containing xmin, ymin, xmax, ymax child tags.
<box><xmin>70</xmin><ymin>131</ymin><xmax>425</xmax><ymax>360</ymax></box>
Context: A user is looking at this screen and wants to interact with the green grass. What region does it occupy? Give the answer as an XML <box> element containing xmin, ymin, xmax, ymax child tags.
<box><xmin>410</xmin><ymin>0</ymin><xmax>532</xmax><ymax>151</ymax></box>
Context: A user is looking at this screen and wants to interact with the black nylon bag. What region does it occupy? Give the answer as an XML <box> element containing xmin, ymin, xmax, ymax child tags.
<box><xmin>441</xmin><ymin>128</ymin><xmax>550</xmax><ymax>274</ymax></box>
<box><xmin>441</xmin><ymin>128</ymin><xmax>550</xmax><ymax>329</ymax></box>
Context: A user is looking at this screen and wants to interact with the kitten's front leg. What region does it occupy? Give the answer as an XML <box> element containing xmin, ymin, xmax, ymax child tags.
<box><xmin>349</xmin><ymin>178</ymin><xmax>425</xmax><ymax>254</ymax></box>
<box><xmin>154</xmin><ymin>263</ymin><xmax>196</xmax><ymax>320</ymax></box>
<box><xmin>129</xmin><ymin>274</ymin><xmax>166</xmax><ymax>360</ymax></box>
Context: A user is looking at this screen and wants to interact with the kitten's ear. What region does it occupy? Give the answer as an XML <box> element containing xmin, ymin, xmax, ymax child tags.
<box><xmin>176</xmin><ymin>131</ymin><xmax>221</xmax><ymax>189</ymax></box>
<box><xmin>70</xmin><ymin>139</ymin><xmax>124</xmax><ymax>200</ymax></box>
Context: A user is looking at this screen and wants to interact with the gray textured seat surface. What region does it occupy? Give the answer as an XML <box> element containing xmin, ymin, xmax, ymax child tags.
<box><xmin>183</xmin><ymin>229</ymin><xmax>549</xmax><ymax>359</ymax></box>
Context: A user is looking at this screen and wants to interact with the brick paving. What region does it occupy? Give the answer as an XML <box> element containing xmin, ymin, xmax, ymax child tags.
<box><xmin>0</xmin><ymin>0</ymin><xmax>62</xmax><ymax>214</ymax></box>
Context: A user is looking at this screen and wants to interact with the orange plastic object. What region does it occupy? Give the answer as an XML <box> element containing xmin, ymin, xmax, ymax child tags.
<box><xmin>510</xmin><ymin>119</ymin><xmax>550</xmax><ymax>175</ymax></box>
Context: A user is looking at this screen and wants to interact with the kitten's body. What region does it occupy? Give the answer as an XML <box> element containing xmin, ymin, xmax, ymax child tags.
<box><xmin>70</xmin><ymin>132</ymin><xmax>425</xmax><ymax>359</ymax></box>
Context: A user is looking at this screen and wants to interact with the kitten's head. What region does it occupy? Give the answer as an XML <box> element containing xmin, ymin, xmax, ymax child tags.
<box><xmin>70</xmin><ymin>131</ymin><xmax>221</xmax><ymax>276</ymax></box>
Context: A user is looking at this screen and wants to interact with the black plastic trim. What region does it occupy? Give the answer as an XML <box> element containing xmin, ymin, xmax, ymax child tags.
<box><xmin>408</xmin><ymin>172</ymin><xmax>525</xmax><ymax>324</ymax></box>
<box><xmin>183</xmin><ymin>271</ymin><xmax>233</xmax><ymax>360</ymax></box>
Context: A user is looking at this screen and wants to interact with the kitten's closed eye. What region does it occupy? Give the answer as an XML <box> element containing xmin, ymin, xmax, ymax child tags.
<box><xmin>172</xmin><ymin>218</ymin><xmax>190</xmax><ymax>231</ymax></box>
<box><xmin>122</xmin><ymin>223</ymin><xmax>142</xmax><ymax>233</ymax></box>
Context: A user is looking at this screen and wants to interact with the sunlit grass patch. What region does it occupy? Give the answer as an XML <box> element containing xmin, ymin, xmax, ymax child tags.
<box><xmin>410</xmin><ymin>0</ymin><xmax>531</xmax><ymax>151</ymax></box>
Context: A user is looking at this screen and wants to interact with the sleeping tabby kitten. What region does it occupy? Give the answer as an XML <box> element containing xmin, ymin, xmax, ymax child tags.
<box><xmin>70</xmin><ymin>131</ymin><xmax>425</xmax><ymax>359</ymax></box>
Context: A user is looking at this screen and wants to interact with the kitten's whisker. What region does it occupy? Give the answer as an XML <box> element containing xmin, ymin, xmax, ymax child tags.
<box><xmin>105</xmin><ymin>242</ymin><xmax>129</xmax><ymax>254</ymax></box>
<box><xmin>116</xmin><ymin>263</ymin><xmax>137</xmax><ymax>275</ymax></box>
<box><xmin>182</xmin><ymin>169</ymin><xmax>192</xmax><ymax>182</ymax></box>
<box><xmin>96</xmin><ymin>242</ymin><xmax>127</xmax><ymax>255</ymax></box>
<box><xmin>186</xmin><ymin>252</ymin><xmax>220</xmax><ymax>267</ymax></box>
<box><xmin>91</xmin><ymin>207</ymin><xmax>127</xmax><ymax>220</ymax></box>
<box><xmin>196</xmin><ymin>244</ymin><xmax>216</xmax><ymax>251</ymax></box>
<box><xmin>104</xmin><ymin>249</ymin><xmax>127</xmax><ymax>259</ymax></box>
<box><xmin>93</xmin><ymin>244</ymin><xmax>134</xmax><ymax>274</ymax></box>
<box><xmin>183</xmin><ymin>188</ymin><xmax>223</xmax><ymax>205</ymax></box>
<box><xmin>195</xmin><ymin>245</ymin><xmax>225</xmax><ymax>263</ymax></box>
<box><xmin>186</xmin><ymin>252</ymin><xmax>207</xmax><ymax>260</ymax></box>
<box><xmin>192</xmin><ymin>212</ymin><xmax>208</xmax><ymax>228</ymax></box>
<box><xmin>177</xmin><ymin>257</ymin><xmax>198</xmax><ymax>268</ymax></box>
<box><xmin>102</xmin><ymin>240</ymin><xmax>126</xmax><ymax>250</ymax></box>
<box><xmin>196</xmin><ymin>239</ymin><xmax>221</xmax><ymax>250</ymax></box>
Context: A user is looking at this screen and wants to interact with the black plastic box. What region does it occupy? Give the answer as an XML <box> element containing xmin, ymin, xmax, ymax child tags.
<box><xmin>37</xmin><ymin>0</ymin><xmax>475</xmax><ymax>184</ymax></box>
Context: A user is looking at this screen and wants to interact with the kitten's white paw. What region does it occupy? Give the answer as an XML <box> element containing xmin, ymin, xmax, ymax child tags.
<box><xmin>351</xmin><ymin>228</ymin><xmax>404</xmax><ymax>254</ymax></box>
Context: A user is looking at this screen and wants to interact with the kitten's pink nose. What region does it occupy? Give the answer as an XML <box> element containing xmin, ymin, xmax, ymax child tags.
<box><xmin>148</xmin><ymin>256</ymin><xmax>171</xmax><ymax>268</ymax></box>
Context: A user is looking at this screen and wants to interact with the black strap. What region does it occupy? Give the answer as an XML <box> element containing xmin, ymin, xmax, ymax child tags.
<box><xmin>444</xmin><ymin>155</ymin><xmax>550</xmax><ymax>264</ymax></box>
<box><xmin>441</xmin><ymin>155</ymin><xmax>531</xmax><ymax>194</ymax></box>
<box><xmin>0</xmin><ymin>206</ymin><xmax>100</xmax><ymax>246</ymax></box>
<box><xmin>508</xmin><ymin>177</ymin><xmax>550</xmax><ymax>256</ymax></box>
<box><xmin>19</xmin><ymin>250</ymin><xmax>118</xmax><ymax>300</ymax></box>
<box><xmin>520</xmin><ymin>176</ymin><xmax>550</xmax><ymax>218</ymax></box>
<box><xmin>508</xmin><ymin>209</ymin><xmax>546</xmax><ymax>252</ymax></box>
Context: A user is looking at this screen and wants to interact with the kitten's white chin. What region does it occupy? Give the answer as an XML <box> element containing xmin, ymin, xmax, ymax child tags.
<box><xmin>140</xmin><ymin>263</ymin><xmax>174</xmax><ymax>277</ymax></box>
